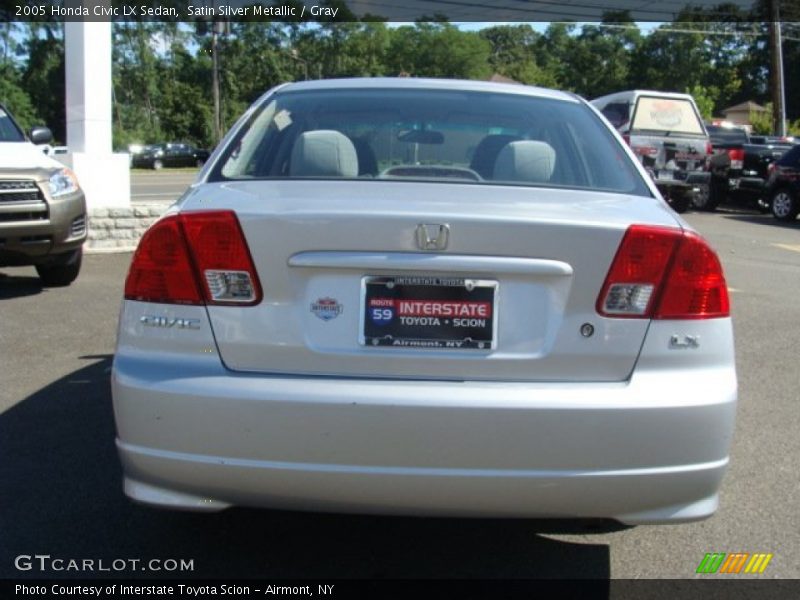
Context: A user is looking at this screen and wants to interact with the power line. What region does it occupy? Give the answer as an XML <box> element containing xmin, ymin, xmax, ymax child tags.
<box><xmin>594</xmin><ymin>22</ymin><xmax>800</xmax><ymax>41</ymax></box>
<box><xmin>349</xmin><ymin>0</ymin><xmax>710</xmax><ymax>20</ymax></box>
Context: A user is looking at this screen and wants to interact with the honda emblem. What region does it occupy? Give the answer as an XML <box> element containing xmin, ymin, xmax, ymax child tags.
<box><xmin>415</xmin><ymin>223</ymin><xmax>449</xmax><ymax>251</ymax></box>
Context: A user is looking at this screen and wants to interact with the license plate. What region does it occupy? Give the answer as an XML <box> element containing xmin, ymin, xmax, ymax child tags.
<box><xmin>360</xmin><ymin>276</ymin><xmax>497</xmax><ymax>350</ymax></box>
<box><xmin>657</xmin><ymin>170</ymin><xmax>675</xmax><ymax>181</ymax></box>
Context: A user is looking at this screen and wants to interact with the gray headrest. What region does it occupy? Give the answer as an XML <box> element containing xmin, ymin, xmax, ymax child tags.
<box><xmin>493</xmin><ymin>140</ymin><xmax>557</xmax><ymax>183</ymax></box>
<box><xmin>290</xmin><ymin>130</ymin><xmax>358</xmax><ymax>178</ymax></box>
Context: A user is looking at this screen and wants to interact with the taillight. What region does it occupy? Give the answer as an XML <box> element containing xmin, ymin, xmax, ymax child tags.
<box><xmin>767</xmin><ymin>163</ymin><xmax>777</xmax><ymax>176</ymax></box>
<box><xmin>597</xmin><ymin>225</ymin><xmax>729</xmax><ymax>320</ymax></box>
<box><xmin>728</xmin><ymin>148</ymin><xmax>744</xmax><ymax>170</ymax></box>
<box><xmin>124</xmin><ymin>216</ymin><xmax>203</xmax><ymax>305</ymax></box>
<box><xmin>632</xmin><ymin>145</ymin><xmax>658</xmax><ymax>157</ymax></box>
<box><xmin>705</xmin><ymin>141</ymin><xmax>713</xmax><ymax>156</ymax></box>
<box><xmin>124</xmin><ymin>211</ymin><xmax>262</xmax><ymax>306</ymax></box>
<box><xmin>654</xmin><ymin>232</ymin><xmax>730</xmax><ymax>319</ymax></box>
<box><xmin>179</xmin><ymin>211</ymin><xmax>262</xmax><ymax>304</ymax></box>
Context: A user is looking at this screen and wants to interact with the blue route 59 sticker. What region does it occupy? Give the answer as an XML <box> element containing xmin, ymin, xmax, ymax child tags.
<box><xmin>369</xmin><ymin>298</ymin><xmax>394</xmax><ymax>326</ymax></box>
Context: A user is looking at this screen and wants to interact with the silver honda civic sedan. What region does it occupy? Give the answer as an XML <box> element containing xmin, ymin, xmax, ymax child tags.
<box><xmin>112</xmin><ymin>78</ymin><xmax>737</xmax><ymax>524</ymax></box>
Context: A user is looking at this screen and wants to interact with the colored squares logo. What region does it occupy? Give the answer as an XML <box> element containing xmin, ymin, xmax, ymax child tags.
<box><xmin>696</xmin><ymin>553</ymin><xmax>773</xmax><ymax>574</ymax></box>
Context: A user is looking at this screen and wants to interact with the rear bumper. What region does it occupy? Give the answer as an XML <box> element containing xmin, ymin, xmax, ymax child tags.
<box><xmin>655</xmin><ymin>172</ymin><xmax>709</xmax><ymax>200</ymax></box>
<box><xmin>112</xmin><ymin>326</ymin><xmax>737</xmax><ymax>524</ymax></box>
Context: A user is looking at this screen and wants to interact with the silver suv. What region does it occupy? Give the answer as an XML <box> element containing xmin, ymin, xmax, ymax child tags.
<box><xmin>592</xmin><ymin>90</ymin><xmax>712</xmax><ymax>213</ymax></box>
<box><xmin>0</xmin><ymin>103</ymin><xmax>86</xmax><ymax>286</ymax></box>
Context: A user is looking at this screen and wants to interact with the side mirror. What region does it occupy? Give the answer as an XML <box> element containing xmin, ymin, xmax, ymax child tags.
<box><xmin>29</xmin><ymin>126</ymin><xmax>53</xmax><ymax>145</ymax></box>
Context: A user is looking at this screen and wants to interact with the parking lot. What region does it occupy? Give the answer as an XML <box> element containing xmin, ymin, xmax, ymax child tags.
<box><xmin>1</xmin><ymin>190</ymin><xmax>798</xmax><ymax>579</ymax></box>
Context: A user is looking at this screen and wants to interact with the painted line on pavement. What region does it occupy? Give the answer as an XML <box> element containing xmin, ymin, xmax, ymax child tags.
<box><xmin>772</xmin><ymin>243</ymin><xmax>800</xmax><ymax>254</ymax></box>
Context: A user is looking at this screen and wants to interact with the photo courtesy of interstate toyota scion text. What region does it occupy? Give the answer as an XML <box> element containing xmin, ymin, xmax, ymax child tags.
<box><xmin>112</xmin><ymin>78</ymin><xmax>737</xmax><ymax>524</ymax></box>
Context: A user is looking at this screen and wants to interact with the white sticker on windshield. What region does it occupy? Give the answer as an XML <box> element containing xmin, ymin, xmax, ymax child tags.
<box><xmin>273</xmin><ymin>110</ymin><xmax>292</xmax><ymax>131</ymax></box>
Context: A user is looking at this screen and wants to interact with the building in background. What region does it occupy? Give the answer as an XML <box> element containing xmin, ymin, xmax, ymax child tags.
<box><xmin>721</xmin><ymin>101</ymin><xmax>768</xmax><ymax>129</ymax></box>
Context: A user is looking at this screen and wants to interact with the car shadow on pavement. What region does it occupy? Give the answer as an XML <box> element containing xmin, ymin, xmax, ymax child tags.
<box><xmin>1</xmin><ymin>356</ymin><xmax>615</xmax><ymax>584</ymax></box>
<box><xmin>0</xmin><ymin>272</ymin><xmax>43</xmax><ymax>299</ymax></box>
<box><xmin>719</xmin><ymin>213</ymin><xmax>800</xmax><ymax>229</ymax></box>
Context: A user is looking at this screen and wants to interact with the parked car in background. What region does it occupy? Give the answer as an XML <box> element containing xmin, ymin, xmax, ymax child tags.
<box><xmin>591</xmin><ymin>90</ymin><xmax>711</xmax><ymax>213</ymax></box>
<box><xmin>0</xmin><ymin>103</ymin><xmax>86</xmax><ymax>286</ymax></box>
<box><xmin>705</xmin><ymin>122</ymin><xmax>789</xmax><ymax>212</ymax></box>
<box><xmin>125</xmin><ymin>143</ymin><xmax>146</xmax><ymax>166</ymax></box>
<box><xmin>749</xmin><ymin>134</ymin><xmax>796</xmax><ymax>147</ymax></box>
<box><xmin>114</xmin><ymin>78</ymin><xmax>737</xmax><ymax>525</ymax></box>
<box><xmin>130</xmin><ymin>142</ymin><xmax>210</xmax><ymax>169</ymax></box>
<box><xmin>764</xmin><ymin>143</ymin><xmax>800</xmax><ymax>222</ymax></box>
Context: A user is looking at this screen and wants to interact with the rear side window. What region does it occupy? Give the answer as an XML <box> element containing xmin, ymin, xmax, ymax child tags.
<box><xmin>212</xmin><ymin>88</ymin><xmax>651</xmax><ymax>197</ymax></box>
<box><xmin>600</xmin><ymin>102</ymin><xmax>630</xmax><ymax>129</ymax></box>
<box><xmin>706</xmin><ymin>125</ymin><xmax>748</xmax><ymax>145</ymax></box>
<box><xmin>0</xmin><ymin>108</ymin><xmax>25</xmax><ymax>142</ymax></box>
<box><xmin>631</xmin><ymin>96</ymin><xmax>705</xmax><ymax>136</ymax></box>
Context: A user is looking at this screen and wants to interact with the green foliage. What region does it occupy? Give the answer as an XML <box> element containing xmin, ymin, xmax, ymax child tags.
<box><xmin>479</xmin><ymin>25</ymin><xmax>554</xmax><ymax>86</ymax></box>
<box><xmin>748</xmin><ymin>101</ymin><xmax>789</xmax><ymax>136</ymax></box>
<box><xmin>22</xmin><ymin>24</ymin><xmax>65</xmax><ymax>142</ymax></box>
<box><xmin>749</xmin><ymin>103</ymin><xmax>772</xmax><ymax>135</ymax></box>
<box><xmin>386</xmin><ymin>23</ymin><xmax>491</xmax><ymax>79</ymax></box>
<box><xmin>0</xmin><ymin>64</ymin><xmax>39</xmax><ymax>131</ymax></box>
<box><xmin>4</xmin><ymin>19</ymin><xmax>798</xmax><ymax>150</ymax></box>
<box><xmin>686</xmin><ymin>85</ymin><xmax>718</xmax><ymax>120</ymax></box>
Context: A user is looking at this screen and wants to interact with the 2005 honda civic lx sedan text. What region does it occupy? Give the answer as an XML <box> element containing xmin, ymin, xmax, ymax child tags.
<box><xmin>112</xmin><ymin>78</ymin><xmax>737</xmax><ymax>524</ymax></box>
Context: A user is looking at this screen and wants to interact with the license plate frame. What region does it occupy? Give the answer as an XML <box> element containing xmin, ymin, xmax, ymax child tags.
<box><xmin>359</xmin><ymin>276</ymin><xmax>497</xmax><ymax>350</ymax></box>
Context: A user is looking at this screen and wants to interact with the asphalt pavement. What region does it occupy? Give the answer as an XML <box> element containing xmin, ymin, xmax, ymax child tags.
<box><xmin>130</xmin><ymin>169</ymin><xmax>198</xmax><ymax>203</ymax></box>
<box><xmin>1</xmin><ymin>202</ymin><xmax>798</xmax><ymax>582</ymax></box>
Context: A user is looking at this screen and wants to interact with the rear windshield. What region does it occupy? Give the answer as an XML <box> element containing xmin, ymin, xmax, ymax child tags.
<box><xmin>706</xmin><ymin>125</ymin><xmax>748</xmax><ymax>145</ymax></box>
<box><xmin>0</xmin><ymin>108</ymin><xmax>25</xmax><ymax>142</ymax></box>
<box><xmin>212</xmin><ymin>88</ymin><xmax>650</xmax><ymax>197</ymax></box>
<box><xmin>631</xmin><ymin>96</ymin><xmax>705</xmax><ymax>136</ymax></box>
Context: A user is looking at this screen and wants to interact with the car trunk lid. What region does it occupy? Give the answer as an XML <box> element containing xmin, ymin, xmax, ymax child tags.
<box><xmin>183</xmin><ymin>180</ymin><xmax>680</xmax><ymax>382</ymax></box>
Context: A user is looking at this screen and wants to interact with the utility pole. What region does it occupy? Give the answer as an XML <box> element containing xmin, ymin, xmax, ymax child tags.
<box><xmin>769</xmin><ymin>0</ymin><xmax>786</xmax><ymax>136</ymax></box>
<box><xmin>211</xmin><ymin>20</ymin><xmax>221</xmax><ymax>144</ymax></box>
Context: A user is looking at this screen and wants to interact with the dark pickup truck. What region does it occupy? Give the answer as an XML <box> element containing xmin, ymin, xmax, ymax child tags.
<box><xmin>700</xmin><ymin>124</ymin><xmax>791</xmax><ymax>211</ymax></box>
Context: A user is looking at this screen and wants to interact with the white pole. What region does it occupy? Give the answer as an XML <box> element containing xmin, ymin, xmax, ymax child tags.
<box><xmin>63</xmin><ymin>17</ymin><xmax>130</xmax><ymax>210</ymax></box>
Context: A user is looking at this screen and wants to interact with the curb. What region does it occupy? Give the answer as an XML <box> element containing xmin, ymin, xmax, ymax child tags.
<box><xmin>86</xmin><ymin>203</ymin><xmax>166</xmax><ymax>252</ymax></box>
<box><xmin>84</xmin><ymin>246</ymin><xmax>136</xmax><ymax>255</ymax></box>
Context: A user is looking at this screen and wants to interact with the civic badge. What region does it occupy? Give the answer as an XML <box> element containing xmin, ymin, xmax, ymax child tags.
<box><xmin>311</xmin><ymin>297</ymin><xmax>343</xmax><ymax>321</ymax></box>
<box><xmin>415</xmin><ymin>223</ymin><xmax>449</xmax><ymax>251</ymax></box>
<box><xmin>669</xmin><ymin>334</ymin><xmax>700</xmax><ymax>349</ymax></box>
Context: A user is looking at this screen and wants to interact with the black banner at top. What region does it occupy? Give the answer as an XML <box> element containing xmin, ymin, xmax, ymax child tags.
<box><xmin>0</xmin><ymin>0</ymin><xmax>792</xmax><ymax>23</ymax></box>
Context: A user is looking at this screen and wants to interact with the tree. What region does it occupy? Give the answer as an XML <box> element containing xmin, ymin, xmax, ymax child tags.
<box><xmin>687</xmin><ymin>84</ymin><xmax>718</xmax><ymax>120</ymax></box>
<box><xmin>113</xmin><ymin>22</ymin><xmax>167</xmax><ymax>146</ymax></box>
<box><xmin>4</xmin><ymin>17</ymin><xmax>795</xmax><ymax>151</ymax></box>
<box><xmin>747</xmin><ymin>101</ymin><xmax>800</xmax><ymax>136</ymax></box>
<box><xmin>0</xmin><ymin>64</ymin><xmax>38</xmax><ymax>131</ymax></box>
<box><xmin>385</xmin><ymin>23</ymin><xmax>491</xmax><ymax>79</ymax></box>
<box><xmin>21</xmin><ymin>23</ymin><xmax>65</xmax><ymax>142</ymax></box>
<box><xmin>563</xmin><ymin>21</ymin><xmax>641</xmax><ymax>98</ymax></box>
<box><xmin>209</xmin><ymin>22</ymin><xmax>294</xmax><ymax>138</ymax></box>
<box><xmin>536</xmin><ymin>23</ymin><xmax>577</xmax><ymax>90</ymax></box>
<box><xmin>479</xmin><ymin>24</ymin><xmax>555</xmax><ymax>86</ymax></box>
